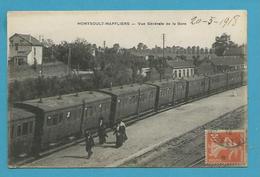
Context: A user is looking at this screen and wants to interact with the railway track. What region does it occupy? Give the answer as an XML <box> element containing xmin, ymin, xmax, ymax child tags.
<box><xmin>14</xmin><ymin>86</ymin><xmax>245</xmax><ymax>166</ymax></box>
<box><xmin>187</xmin><ymin>156</ymin><xmax>205</xmax><ymax>167</ymax></box>
<box><xmin>121</xmin><ymin>105</ymin><xmax>246</xmax><ymax>167</ymax></box>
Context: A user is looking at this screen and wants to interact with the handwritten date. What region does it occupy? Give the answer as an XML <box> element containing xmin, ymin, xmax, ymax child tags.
<box><xmin>190</xmin><ymin>15</ymin><xmax>240</xmax><ymax>27</ymax></box>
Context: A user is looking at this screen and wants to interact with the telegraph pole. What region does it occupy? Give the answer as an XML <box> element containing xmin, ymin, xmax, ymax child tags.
<box><xmin>67</xmin><ymin>46</ymin><xmax>71</xmax><ymax>76</ymax></box>
<box><xmin>103</xmin><ymin>41</ymin><xmax>106</xmax><ymax>49</ymax></box>
<box><xmin>160</xmin><ymin>33</ymin><xmax>166</xmax><ymax>81</ymax></box>
<box><xmin>162</xmin><ymin>33</ymin><xmax>165</xmax><ymax>59</ymax></box>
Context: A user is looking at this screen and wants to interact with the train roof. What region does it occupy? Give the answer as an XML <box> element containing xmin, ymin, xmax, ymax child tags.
<box><xmin>18</xmin><ymin>91</ymin><xmax>111</xmax><ymax>111</ymax></box>
<box><xmin>100</xmin><ymin>83</ymin><xmax>156</xmax><ymax>96</ymax></box>
<box><xmin>9</xmin><ymin>107</ymin><xmax>35</xmax><ymax>122</ymax></box>
<box><xmin>228</xmin><ymin>70</ymin><xmax>242</xmax><ymax>74</ymax></box>
<box><xmin>207</xmin><ymin>72</ymin><xmax>227</xmax><ymax>78</ymax></box>
<box><xmin>146</xmin><ymin>79</ymin><xmax>174</xmax><ymax>86</ymax></box>
<box><xmin>185</xmin><ymin>75</ymin><xmax>206</xmax><ymax>81</ymax></box>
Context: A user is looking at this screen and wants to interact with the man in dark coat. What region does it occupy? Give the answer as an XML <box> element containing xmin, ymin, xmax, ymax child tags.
<box><xmin>98</xmin><ymin>117</ymin><xmax>108</xmax><ymax>144</ymax></box>
<box><xmin>85</xmin><ymin>131</ymin><xmax>95</xmax><ymax>159</ymax></box>
<box><xmin>113</xmin><ymin>122</ymin><xmax>123</xmax><ymax>148</ymax></box>
<box><xmin>98</xmin><ymin>124</ymin><xmax>108</xmax><ymax>144</ymax></box>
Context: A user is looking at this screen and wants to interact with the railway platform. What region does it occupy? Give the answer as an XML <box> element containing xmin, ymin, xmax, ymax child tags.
<box><xmin>21</xmin><ymin>86</ymin><xmax>247</xmax><ymax>168</ymax></box>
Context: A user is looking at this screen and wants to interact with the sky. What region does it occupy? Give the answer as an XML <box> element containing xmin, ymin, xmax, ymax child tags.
<box><xmin>8</xmin><ymin>10</ymin><xmax>247</xmax><ymax>48</ymax></box>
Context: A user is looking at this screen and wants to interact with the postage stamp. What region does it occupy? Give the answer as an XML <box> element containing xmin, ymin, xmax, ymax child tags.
<box><xmin>205</xmin><ymin>130</ymin><xmax>246</xmax><ymax>165</ymax></box>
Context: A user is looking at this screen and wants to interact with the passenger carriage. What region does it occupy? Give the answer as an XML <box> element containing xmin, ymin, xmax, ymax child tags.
<box><xmin>186</xmin><ymin>76</ymin><xmax>209</xmax><ymax>98</ymax></box>
<box><xmin>9</xmin><ymin>107</ymin><xmax>36</xmax><ymax>158</ymax></box>
<box><xmin>99</xmin><ymin>83</ymin><xmax>157</xmax><ymax>124</ymax></box>
<box><xmin>227</xmin><ymin>70</ymin><xmax>243</xmax><ymax>88</ymax></box>
<box><xmin>146</xmin><ymin>79</ymin><xmax>175</xmax><ymax>110</ymax></box>
<box><xmin>173</xmin><ymin>79</ymin><xmax>187</xmax><ymax>103</ymax></box>
<box><xmin>15</xmin><ymin>91</ymin><xmax>111</xmax><ymax>151</ymax></box>
<box><xmin>81</xmin><ymin>91</ymin><xmax>111</xmax><ymax>131</ymax></box>
<box><xmin>208</xmin><ymin>73</ymin><xmax>228</xmax><ymax>92</ymax></box>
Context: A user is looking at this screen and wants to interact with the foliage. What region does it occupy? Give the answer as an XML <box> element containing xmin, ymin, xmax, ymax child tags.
<box><xmin>10</xmin><ymin>39</ymin><xmax>150</xmax><ymax>102</ymax></box>
<box><xmin>212</xmin><ymin>33</ymin><xmax>238</xmax><ymax>56</ymax></box>
<box><xmin>9</xmin><ymin>75</ymin><xmax>94</xmax><ymax>102</ymax></box>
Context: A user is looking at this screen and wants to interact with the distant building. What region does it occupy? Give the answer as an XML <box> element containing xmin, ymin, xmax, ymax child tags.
<box><xmin>9</xmin><ymin>33</ymin><xmax>43</xmax><ymax>66</ymax></box>
<box><xmin>129</xmin><ymin>46</ymin><xmax>216</xmax><ymax>61</ymax></box>
<box><xmin>197</xmin><ymin>56</ymin><xmax>247</xmax><ymax>75</ymax></box>
<box><xmin>140</xmin><ymin>67</ymin><xmax>150</xmax><ymax>77</ymax></box>
<box><xmin>167</xmin><ymin>59</ymin><xmax>195</xmax><ymax>79</ymax></box>
<box><xmin>210</xmin><ymin>56</ymin><xmax>247</xmax><ymax>72</ymax></box>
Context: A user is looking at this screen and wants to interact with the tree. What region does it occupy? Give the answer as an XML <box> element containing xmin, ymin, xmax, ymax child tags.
<box><xmin>137</xmin><ymin>43</ymin><xmax>144</xmax><ymax>50</ymax></box>
<box><xmin>113</xmin><ymin>43</ymin><xmax>120</xmax><ymax>53</ymax></box>
<box><xmin>53</xmin><ymin>38</ymin><xmax>95</xmax><ymax>70</ymax></box>
<box><xmin>143</xmin><ymin>45</ymin><xmax>148</xmax><ymax>50</ymax></box>
<box><xmin>212</xmin><ymin>33</ymin><xmax>238</xmax><ymax>56</ymax></box>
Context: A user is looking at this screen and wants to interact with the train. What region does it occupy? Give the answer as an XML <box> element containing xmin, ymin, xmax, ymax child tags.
<box><xmin>8</xmin><ymin>69</ymin><xmax>247</xmax><ymax>158</ymax></box>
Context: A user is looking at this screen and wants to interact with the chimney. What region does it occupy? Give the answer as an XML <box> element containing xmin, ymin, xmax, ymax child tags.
<box><xmin>29</xmin><ymin>35</ymin><xmax>32</xmax><ymax>42</ymax></box>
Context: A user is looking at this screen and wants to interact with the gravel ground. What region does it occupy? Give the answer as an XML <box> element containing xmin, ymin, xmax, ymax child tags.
<box><xmin>121</xmin><ymin>106</ymin><xmax>247</xmax><ymax>167</ymax></box>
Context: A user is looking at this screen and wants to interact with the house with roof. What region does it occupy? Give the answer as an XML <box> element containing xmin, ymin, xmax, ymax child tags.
<box><xmin>197</xmin><ymin>56</ymin><xmax>247</xmax><ymax>75</ymax></box>
<box><xmin>167</xmin><ymin>59</ymin><xmax>195</xmax><ymax>79</ymax></box>
<box><xmin>9</xmin><ymin>33</ymin><xmax>43</xmax><ymax>66</ymax></box>
<box><xmin>210</xmin><ymin>56</ymin><xmax>247</xmax><ymax>72</ymax></box>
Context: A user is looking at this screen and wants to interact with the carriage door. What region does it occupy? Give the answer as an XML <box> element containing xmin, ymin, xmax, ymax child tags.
<box><xmin>83</xmin><ymin>106</ymin><xmax>93</xmax><ymax>130</ymax></box>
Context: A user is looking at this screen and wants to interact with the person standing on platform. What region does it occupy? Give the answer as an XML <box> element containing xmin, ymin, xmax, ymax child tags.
<box><xmin>85</xmin><ymin>131</ymin><xmax>94</xmax><ymax>159</ymax></box>
<box><xmin>98</xmin><ymin>117</ymin><xmax>107</xmax><ymax>144</ymax></box>
<box><xmin>113</xmin><ymin>122</ymin><xmax>123</xmax><ymax>148</ymax></box>
<box><xmin>119</xmin><ymin>120</ymin><xmax>128</xmax><ymax>142</ymax></box>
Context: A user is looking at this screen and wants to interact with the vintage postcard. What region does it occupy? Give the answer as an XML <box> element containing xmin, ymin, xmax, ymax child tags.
<box><xmin>7</xmin><ymin>10</ymin><xmax>247</xmax><ymax>168</ymax></box>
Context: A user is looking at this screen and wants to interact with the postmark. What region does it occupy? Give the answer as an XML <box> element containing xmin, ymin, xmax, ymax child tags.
<box><xmin>205</xmin><ymin>130</ymin><xmax>246</xmax><ymax>165</ymax></box>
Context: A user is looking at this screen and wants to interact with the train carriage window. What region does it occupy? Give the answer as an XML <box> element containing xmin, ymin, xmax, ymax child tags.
<box><xmin>66</xmin><ymin>112</ymin><xmax>71</xmax><ymax>119</ymax></box>
<box><xmin>93</xmin><ymin>106</ymin><xmax>97</xmax><ymax>115</ymax></box>
<box><xmin>124</xmin><ymin>97</ymin><xmax>127</xmax><ymax>105</ymax></box>
<box><xmin>52</xmin><ymin>114</ymin><xmax>59</xmax><ymax>125</ymax></box>
<box><xmin>88</xmin><ymin>107</ymin><xmax>93</xmax><ymax>116</ymax></box>
<box><xmin>104</xmin><ymin>103</ymin><xmax>109</xmax><ymax>112</ymax></box>
<box><xmin>133</xmin><ymin>96</ymin><xmax>136</xmax><ymax>104</ymax></box>
<box><xmin>47</xmin><ymin>116</ymin><xmax>52</xmax><ymax>126</ymax></box>
<box><xmin>59</xmin><ymin>112</ymin><xmax>63</xmax><ymax>122</ymax></box>
<box><xmin>149</xmin><ymin>92</ymin><xmax>153</xmax><ymax>98</ymax></box>
<box><xmin>143</xmin><ymin>94</ymin><xmax>145</xmax><ymax>101</ymax></box>
<box><xmin>140</xmin><ymin>94</ymin><xmax>145</xmax><ymax>101</ymax></box>
<box><xmin>167</xmin><ymin>88</ymin><xmax>170</xmax><ymax>95</ymax></box>
<box><xmin>105</xmin><ymin>103</ymin><xmax>109</xmax><ymax>111</ymax></box>
<box><xmin>106</xmin><ymin>103</ymin><xmax>109</xmax><ymax>111</ymax></box>
<box><xmin>17</xmin><ymin>125</ymin><xmax>22</xmax><ymax>136</ymax></box>
<box><xmin>131</xmin><ymin>96</ymin><xmax>135</xmax><ymax>103</ymax></box>
<box><xmin>129</xmin><ymin>96</ymin><xmax>132</xmax><ymax>104</ymax></box>
<box><xmin>101</xmin><ymin>103</ymin><xmax>105</xmax><ymax>112</ymax></box>
<box><xmin>22</xmin><ymin>122</ymin><xmax>28</xmax><ymax>135</ymax></box>
<box><xmin>121</xmin><ymin>99</ymin><xmax>124</xmax><ymax>107</ymax></box>
<box><xmin>29</xmin><ymin>121</ymin><xmax>33</xmax><ymax>134</ymax></box>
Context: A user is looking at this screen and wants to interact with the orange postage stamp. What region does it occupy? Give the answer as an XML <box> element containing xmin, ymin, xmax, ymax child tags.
<box><xmin>205</xmin><ymin>130</ymin><xmax>246</xmax><ymax>165</ymax></box>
